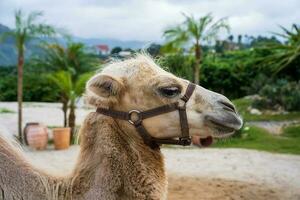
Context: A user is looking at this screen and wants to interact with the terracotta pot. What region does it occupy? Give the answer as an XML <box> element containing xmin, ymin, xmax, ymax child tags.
<box><xmin>53</xmin><ymin>127</ymin><xmax>70</xmax><ymax>150</ymax></box>
<box><xmin>24</xmin><ymin>122</ymin><xmax>48</xmax><ymax>150</ymax></box>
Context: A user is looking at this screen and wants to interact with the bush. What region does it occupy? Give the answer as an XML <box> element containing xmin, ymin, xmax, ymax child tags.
<box><xmin>160</xmin><ymin>51</ymin><xmax>260</xmax><ymax>99</ymax></box>
<box><xmin>160</xmin><ymin>53</ymin><xmax>194</xmax><ymax>81</ymax></box>
<box><xmin>243</xmin><ymin>74</ymin><xmax>272</xmax><ymax>95</ymax></box>
<box><xmin>253</xmin><ymin>80</ymin><xmax>300</xmax><ymax>111</ymax></box>
<box><xmin>0</xmin><ymin>66</ymin><xmax>60</xmax><ymax>102</ymax></box>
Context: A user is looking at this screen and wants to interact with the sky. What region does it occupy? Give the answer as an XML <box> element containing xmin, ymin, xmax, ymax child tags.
<box><xmin>0</xmin><ymin>0</ymin><xmax>299</xmax><ymax>42</ymax></box>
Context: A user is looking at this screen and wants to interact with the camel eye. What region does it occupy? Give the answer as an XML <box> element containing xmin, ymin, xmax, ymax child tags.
<box><xmin>159</xmin><ymin>86</ymin><xmax>181</xmax><ymax>98</ymax></box>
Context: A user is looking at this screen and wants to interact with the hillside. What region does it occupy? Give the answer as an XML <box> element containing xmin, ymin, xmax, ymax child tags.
<box><xmin>0</xmin><ymin>24</ymin><xmax>16</xmax><ymax>66</ymax></box>
<box><xmin>0</xmin><ymin>23</ymin><xmax>147</xmax><ymax>66</ymax></box>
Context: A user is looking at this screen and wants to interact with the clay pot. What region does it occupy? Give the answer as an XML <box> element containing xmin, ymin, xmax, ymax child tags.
<box><xmin>24</xmin><ymin>122</ymin><xmax>48</xmax><ymax>150</ymax></box>
<box><xmin>53</xmin><ymin>127</ymin><xmax>70</xmax><ymax>150</ymax></box>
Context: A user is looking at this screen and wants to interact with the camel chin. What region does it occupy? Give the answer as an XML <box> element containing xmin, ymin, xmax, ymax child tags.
<box><xmin>192</xmin><ymin>112</ymin><xmax>243</xmax><ymax>147</ymax></box>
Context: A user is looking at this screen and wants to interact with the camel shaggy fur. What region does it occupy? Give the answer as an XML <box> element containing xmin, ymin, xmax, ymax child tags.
<box><xmin>0</xmin><ymin>54</ymin><xmax>242</xmax><ymax>200</ymax></box>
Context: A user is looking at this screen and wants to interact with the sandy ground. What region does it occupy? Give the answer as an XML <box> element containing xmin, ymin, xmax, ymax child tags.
<box><xmin>0</xmin><ymin>102</ymin><xmax>93</xmax><ymax>138</ymax></box>
<box><xmin>1</xmin><ymin>102</ymin><xmax>300</xmax><ymax>199</ymax></box>
<box><xmin>22</xmin><ymin>146</ymin><xmax>300</xmax><ymax>200</ymax></box>
<box><xmin>168</xmin><ymin>176</ymin><xmax>280</xmax><ymax>200</ymax></box>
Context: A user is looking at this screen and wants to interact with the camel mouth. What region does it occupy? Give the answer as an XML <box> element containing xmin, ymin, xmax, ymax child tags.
<box><xmin>192</xmin><ymin>136</ymin><xmax>214</xmax><ymax>147</ymax></box>
<box><xmin>205</xmin><ymin>114</ymin><xmax>243</xmax><ymax>137</ymax></box>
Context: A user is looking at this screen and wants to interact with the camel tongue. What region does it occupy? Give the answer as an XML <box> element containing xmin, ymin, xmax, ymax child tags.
<box><xmin>199</xmin><ymin>136</ymin><xmax>213</xmax><ymax>147</ymax></box>
<box><xmin>192</xmin><ymin>136</ymin><xmax>213</xmax><ymax>147</ymax></box>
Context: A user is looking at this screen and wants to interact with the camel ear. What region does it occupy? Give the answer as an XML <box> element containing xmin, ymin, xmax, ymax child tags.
<box><xmin>86</xmin><ymin>74</ymin><xmax>124</xmax><ymax>98</ymax></box>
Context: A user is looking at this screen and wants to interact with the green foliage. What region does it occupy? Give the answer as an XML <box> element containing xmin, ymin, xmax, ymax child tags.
<box><xmin>0</xmin><ymin>9</ymin><xmax>57</xmax><ymax>55</ymax></box>
<box><xmin>160</xmin><ymin>53</ymin><xmax>194</xmax><ymax>80</ymax></box>
<box><xmin>32</xmin><ymin>42</ymin><xmax>99</xmax><ymax>76</ymax></box>
<box><xmin>0</xmin><ymin>67</ymin><xmax>17</xmax><ymax>101</ymax></box>
<box><xmin>111</xmin><ymin>46</ymin><xmax>122</xmax><ymax>54</ymax></box>
<box><xmin>253</xmin><ymin>80</ymin><xmax>300</xmax><ymax>111</ymax></box>
<box><xmin>0</xmin><ymin>41</ymin><xmax>98</xmax><ymax>103</ymax></box>
<box><xmin>0</xmin><ymin>66</ymin><xmax>60</xmax><ymax>102</ymax></box>
<box><xmin>233</xmin><ymin>98</ymin><xmax>300</xmax><ymax>121</ymax></box>
<box><xmin>242</xmin><ymin>74</ymin><xmax>271</xmax><ymax>95</ymax></box>
<box><xmin>48</xmin><ymin>71</ymin><xmax>92</xmax><ymax>101</ymax></box>
<box><xmin>0</xmin><ymin>108</ymin><xmax>15</xmax><ymax>113</ymax></box>
<box><xmin>200</xmin><ymin>50</ymin><xmax>260</xmax><ymax>99</ymax></box>
<box><xmin>283</xmin><ymin>125</ymin><xmax>300</xmax><ymax>138</ymax></box>
<box><xmin>213</xmin><ymin>126</ymin><xmax>300</xmax><ymax>155</ymax></box>
<box><xmin>163</xmin><ymin>13</ymin><xmax>229</xmax><ymax>52</ymax></box>
<box><xmin>257</xmin><ymin>24</ymin><xmax>300</xmax><ymax>78</ymax></box>
<box><xmin>160</xmin><ymin>49</ymin><xmax>265</xmax><ymax>99</ymax></box>
<box><xmin>146</xmin><ymin>43</ymin><xmax>161</xmax><ymax>57</ymax></box>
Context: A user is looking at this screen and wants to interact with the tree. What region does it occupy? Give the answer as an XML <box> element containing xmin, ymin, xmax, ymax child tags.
<box><xmin>228</xmin><ymin>35</ymin><xmax>234</xmax><ymax>42</ymax></box>
<box><xmin>34</xmin><ymin>42</ymin><xmax>99</xmax><ymax>141</ymax></box>
<box><xmin>163</xmin><ymin>13</ymin><xmax>230</xmax><ymax>83</ymax></box>
<box><xmin>0</xmin><ymin>10</ymin><xmax>56</xmax><ymax>143</ymax></box>
<box><xmin>111</xmin><ymin>46</ymin><xmax>122</xmax><ymax>54</ymax></box>
<box><xmin>258</xmin><ymin>24</ymin><xmax>300</xmax><ymax>77</ymax></box>
<box><xmin>146</xmin><ymin>43</ymin><xmax>161</xmax><ymax>57</ymax></box>
<box><xmin>49</xmin><ymin>71</ymin><xmax>92</xmax><ymax>143</ymax></box>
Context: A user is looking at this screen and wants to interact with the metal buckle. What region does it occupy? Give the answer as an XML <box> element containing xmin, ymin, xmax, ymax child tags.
<box><xmin>181</xmin><ymin>94</ymin><xmax>189</xmax><ymax>102</ymax></box>
<box><xmin>128</xmin><ymin>109</ymin><xmax>142</xmax><ymax>125</ymax></box>
<box><xmin>179</xmin><ymin>137</ymin><xmax>191</xmax><ymax>146</ymax></box>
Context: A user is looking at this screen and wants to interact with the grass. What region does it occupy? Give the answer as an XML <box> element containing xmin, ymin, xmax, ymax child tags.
<box><xmin>213</xmin><ymin>125</ymin><xmax>300</xmax><ymax>155</ymax></box>
<box><xmin>0</xmin><ymin>107</ymin><xmax>15</xmax><ymax>113</ymax></box>
<box><xmin>282</xmin><ymin>125</ymin><xmax>300</xmax><ymax>138</ymax></box>
<box><xmin>233</xmin><ymin>98</ymin><xmax>300</xmax><ymax>121</ymax></box>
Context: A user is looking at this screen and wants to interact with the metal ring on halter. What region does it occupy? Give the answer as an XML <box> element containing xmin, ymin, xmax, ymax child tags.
<box><xmin>128</xmin><ymin>110</ymin><xmax>142</xmax><ymax>125</ymax></box>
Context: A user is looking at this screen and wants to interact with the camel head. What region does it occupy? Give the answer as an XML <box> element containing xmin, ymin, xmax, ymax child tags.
<box><xmin>85</xmin><ymin>54</ymin><xmax>243</xmax><ymax>146</ymax></box>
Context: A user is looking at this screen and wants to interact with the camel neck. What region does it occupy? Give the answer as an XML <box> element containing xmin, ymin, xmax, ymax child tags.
<box><xmin>71</xmin><ymin>112</ymin><xmax>167</xmax><ymax>200</ymax></box>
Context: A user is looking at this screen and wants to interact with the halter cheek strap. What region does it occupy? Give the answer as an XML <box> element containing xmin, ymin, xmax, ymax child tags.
<box><xmin>96</xmin><ymin>83</ymin><xmax>196</xmax><ymax>149</ymax></box>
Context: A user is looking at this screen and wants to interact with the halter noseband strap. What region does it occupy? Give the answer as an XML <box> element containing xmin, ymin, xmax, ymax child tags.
<box><xmin>96</xmin><ymin>83</ymin><xmax>196</xmax><ymax>149</ymax></box>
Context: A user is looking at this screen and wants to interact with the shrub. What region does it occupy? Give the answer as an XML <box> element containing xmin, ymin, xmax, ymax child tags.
<box><xmin>0</xmin><ymin>66</ymin><xmax>60</xmax><ymax>102</ymax></box>
<box><xmin>242</xmin><ymin>74</ymin><xmax>272</xmax><ymax>95</ymax></box>
<box><xmin>252</xmin><ymin>80</ymin><xmax>300</xmax><ymax>111</ymax></box>
<box><xmin>160</xmin><ymin>53</ymin><xmax>194</xmax><ymax>81</ymax></box>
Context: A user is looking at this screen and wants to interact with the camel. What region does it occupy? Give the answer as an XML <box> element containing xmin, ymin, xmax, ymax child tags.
<box><xmin>0</xmin><ymin>54</ymin><xmax>242</xmax><ymax>200</ymax></box>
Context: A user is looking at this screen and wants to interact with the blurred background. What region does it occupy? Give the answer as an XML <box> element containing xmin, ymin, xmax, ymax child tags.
<box><xmin>0</xmin><ymin>0</ymin><xmax>300</xmax><ymax>199</ymax></box>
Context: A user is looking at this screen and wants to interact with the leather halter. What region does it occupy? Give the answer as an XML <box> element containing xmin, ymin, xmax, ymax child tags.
<box><xmin>96</xmin><ymin>83</ymin><xmax>196</xmax><ymax>149</ymax></box>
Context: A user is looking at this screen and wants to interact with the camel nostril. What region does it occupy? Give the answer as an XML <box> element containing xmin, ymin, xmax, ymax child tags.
<box><xmin>218</xmin><ymin>100</ymin><xmax>236</xmax><ymax>113</ymax></box>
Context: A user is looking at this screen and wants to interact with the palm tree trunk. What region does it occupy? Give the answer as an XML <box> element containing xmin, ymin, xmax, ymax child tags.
<box><xmin>194</xmin><ymin>42</ymin><xmax>201</xmax><ymax>84</ymax></box>
<box><xmin>68</xmin><ymin>102</ymin><xmax>76</xmax><ymax>144</ymax></box>
<box><xmin>17</xmin><ymin>49</ymin><xmax>24</xmax><ymax>143</ymax></box>
<box><xmin>62</xmin><ymin>100</ymin><xmax>68</xmax><ymax>127</ymax></box>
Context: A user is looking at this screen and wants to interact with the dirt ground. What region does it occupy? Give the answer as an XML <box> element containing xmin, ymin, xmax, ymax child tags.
<box><xmin>22</xmin><ymin>146</ymin><xmax>300</xmax><ymax>200</ymax></box>
<box><xmin>168</xmin><ymin>175</ymin><xmax>282</xmax><ymax>200</ymax></box>
<box><xmin>1</xmin><ymin>102</ymin><xmax>300</xmax><ymax>199</ymax></box>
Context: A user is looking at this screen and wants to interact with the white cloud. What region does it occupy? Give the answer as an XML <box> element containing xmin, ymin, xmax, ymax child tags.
<box><xmin>0</xmin><ymin>0</ymin><xmax>299</xmax><ymax>41</ymax></box>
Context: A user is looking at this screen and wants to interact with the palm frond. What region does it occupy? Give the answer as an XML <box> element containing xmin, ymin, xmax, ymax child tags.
<box><xmin>198</xmin><ymin>13</ymin><xmax>213</xmax><ymax>37</ymax></box>
<box><xmin>48</xmin><ymin>71</ymin><xmax>73</xmax><ymax>98</ymax></box>
<box><xmin>204</xmin><ymin>17</ymin><xmax>230</xmax><ymax>42</ymax></box>
<box><xmin>26</xmin><ymin>11</ymin><xmax>43</xmax><ymax>27</ymax></box>
<box><xmin>14</xmin><ymin>9</ymin><xmax>24</xmax><ymax>31</ymax></box>
<box><xmin>74</xmin><ymin>73</ymin><xmax>93</xmax><ymax>95</ymax></box>
<box><xmin>163</xmin><ymin>13</ymin><xmax>230</xmax><ymax>51</ymax></box>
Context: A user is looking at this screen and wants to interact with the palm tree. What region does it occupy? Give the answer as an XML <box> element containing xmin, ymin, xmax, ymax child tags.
<box><xmin>34</xmin><ymin>42</ymin><xmax>98</xmax><ymax>75</ymax></box>
<box><xmin>35</xmin><ymin>42</ymin><xmax>99</xmax><ymax>141</ymax></box>
<box><xmin>258</xmin><ymin>24</ymin><xmax>300</xmax><ymax>75</ymax></box>
<box><xmin>48</xmin><ymin>71</ymin><xmax>71</xmax><ymax>127</ymax></box>
<box><xmin>163</xmin><ymin>13</ymin><xmax>230</xmax><ymax>83</ymax></box>
<box><xmin>0</xmin><ymin>10</ymin><xmax>56</xmax><ymax>142</ymax></box>
<box><xmin>49</xmin><ymin>71</ymin><xmax>92</xmax><ymax>143</ymax></box>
